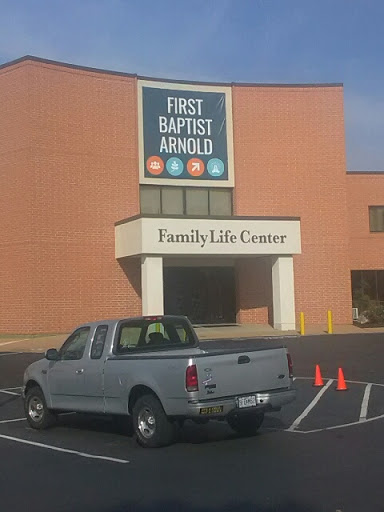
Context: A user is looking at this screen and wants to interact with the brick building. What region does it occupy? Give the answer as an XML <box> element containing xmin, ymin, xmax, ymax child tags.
<box><xmin>0</xmin><ymin>56</ymin><xmax>383</xmax><ymax>334</ymax></box>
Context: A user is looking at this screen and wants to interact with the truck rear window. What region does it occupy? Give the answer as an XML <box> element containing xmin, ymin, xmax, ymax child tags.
<box><xmin>115</xmin><ymin>317</ymin><xmax>195</xmax><ymax>354</ymax></box>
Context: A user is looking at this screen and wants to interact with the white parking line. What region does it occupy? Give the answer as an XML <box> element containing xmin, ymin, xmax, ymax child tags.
<box><xmin>0</xmin><ymin>339</ymin><xmax>31</xmax><ymax>347</ymax></box>
<box><xmin>0</xmin><ymin>352</ymin><xmax>22</xmax><ymax>357</ymax></box>
<box><xmin>0</xmin><ymin>434</ymin><xmax>130</xmax><ymax>464</ymax></box>
<box><xmin>0</xmin><ymin>387</ymin><xmax>22</xmax><ymax>395</ymax></box>
<box><xmin>0</xmin><ymin>418</ymin><xmax>26</xmax><ymax>424</ymax></box>
<box><xmin>0</xmin><ymin>413</ymin><xmax>75</xmax><ymax>425</ymax></box>
<box><xmin>290</xmin><ymin>413</ymin><xmax>384</xmax><ymax>434</ymax></box>
<box><xmin>285</xmin><ymin>377</ymin><xmax>384</xmax><ymax>434</ymax></box>
<box><xmin>287</xmin><ymin>379</ymin><xmax>334</xmax><ymax>431</ymax></box>
<box><xmin>0</xmin><ymin>389</ymin><xmax>21</xmax><ymax>396</ymax></box>
<box><xmin>295</xmin><ymin>377</ymin><xmax>384</xmax><ymax>387</ymax></box>
<box><xmin>359</xmin><ymin>384</ymin><xmax>372</xmax><ymax>422</ymax></box>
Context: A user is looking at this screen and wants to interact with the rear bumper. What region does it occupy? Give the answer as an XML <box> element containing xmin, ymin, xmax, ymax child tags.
<box><xmin>184</xmin><ymin>388</ymin><xmax>296</xmax><ymax>418</ymax></box>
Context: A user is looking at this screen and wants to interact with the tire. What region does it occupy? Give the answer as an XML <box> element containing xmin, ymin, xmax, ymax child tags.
<box><xmin>132</xmin><ymin>394</ymin><xmax>176</xmax><ymax>448</ymax></box>
<box><xmin>24</xmin><ymin>386</ymin><xmax>57</xmax><ymax>430</ymax></box>
<box><xmin>227</xmin><ymin>412</ymin><xmax>264</xmax><ymax>436</ymax></box>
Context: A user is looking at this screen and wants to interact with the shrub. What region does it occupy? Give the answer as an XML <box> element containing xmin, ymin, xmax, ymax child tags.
<box><xmin>366</xmin><ymin>304</ymin><xmax>384</xmax><ymax>325</ymax></box>
<box><xmin>352</xmin><ymin>289</ymin><xmax>372</xmax><ymax>313</ymax></box>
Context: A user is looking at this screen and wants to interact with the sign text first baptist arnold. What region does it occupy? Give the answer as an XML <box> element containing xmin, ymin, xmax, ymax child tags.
<box><xmin>158</xmin><ymin>228</ymin><xmax>288</xmax><ymax>248</ymax></box>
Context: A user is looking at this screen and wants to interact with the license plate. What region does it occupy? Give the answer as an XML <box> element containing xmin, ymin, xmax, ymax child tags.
<box><xmin>199</xmin><ymin>406</ymin><xmax>224</xmax><ymax>415</ymax></box>
<box><xmin>237</xmin><ymin>395</ymin><xmax>257</xmax><ymax>409</ymax></box>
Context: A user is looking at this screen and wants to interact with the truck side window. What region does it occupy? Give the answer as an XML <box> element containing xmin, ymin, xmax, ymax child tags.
<box><xmin>59</xmin><ymin>327</ymin><xmax>90</xmax><ymax>360</ymax></box>
<box><xmin>90</xmin><ymin>325</ymin><xmax>108</xmax><ymax>359</ymax></box>
<box><xmin>117</xmin><ymin>325</ymin><xmax>142</xmax><ymax>353</ymax></box>
<box><xmin>115</xmin><ymin>318</ymin><xmax>196</xmax><ymax>353</ymax></box>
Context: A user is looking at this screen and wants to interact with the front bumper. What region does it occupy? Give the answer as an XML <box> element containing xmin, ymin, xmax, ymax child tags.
<box><xmin>185</xmin><ymin>388</ymin><xmax>296</xmax><ymax>418</ymax></box>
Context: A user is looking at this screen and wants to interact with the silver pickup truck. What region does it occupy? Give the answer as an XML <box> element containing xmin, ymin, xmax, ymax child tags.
<box><xmin>23</xmin><ymin>315</ymin><xmax>296</xmax><ymax>447</ymax></box>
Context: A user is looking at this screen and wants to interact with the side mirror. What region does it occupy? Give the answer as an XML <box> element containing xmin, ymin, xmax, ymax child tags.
<box><xmin>45</xmin><ymin>348</ymin><xmax>59</xmax><ymax>361</ymax></box>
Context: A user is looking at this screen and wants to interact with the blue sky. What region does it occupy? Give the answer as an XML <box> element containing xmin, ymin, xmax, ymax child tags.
<box><xmin>1</xmin><ymin>0</ymin><xmax>384</xmax><ymax>170</ymax></box>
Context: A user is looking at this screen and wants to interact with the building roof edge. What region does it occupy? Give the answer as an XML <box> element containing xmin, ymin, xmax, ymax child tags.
<box><xmin>0</xmin><ymin>55</ymin><xmax>343</xmax><ymax>88</ymax></box>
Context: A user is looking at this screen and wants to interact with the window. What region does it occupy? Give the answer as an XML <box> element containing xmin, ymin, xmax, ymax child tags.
<box><xmin>90</xmin><ymin>325</ymin><xmax>108</xmax><ymax>359</ymax></box>
<box><xmin>209</xmin><ymin>189</ymin><xmax>232</xmax><ymax>216</ymax></box>
<box><xmin>369</xmin><ymin>206</ymin><xmax>384</xmax><ymax>232</ymax></box>
<box><xmin>115</xmin><ymin>317</ymin><xmax>195</xmax><ymax>354</ymax></box>
<box><xmin>140</xmin><ymin>186</ymin><xmax>232</xmax><ymax>217</ymax></box>
<box><xmin>144</xmin><ymin>322</ymin><xmax>171</xmax><ymax>344</ymax></box>
<box><xmin>185</xmin><ymin>189</ymin><xmax>209</xmax><ymax>215</ymax></box>
<box><xmin>351</xmin><ymin>270</ymin><xmax>384</xmax><ymax>306</ymax></box>
<box><xmin>140</xmin><ymin>187</ymin><xmax>161</xmax><ymax>215</ymax></box>
<box><xmin>118</xmin><ymin>325</ymin><xmax>142</xmax><ymax>351</ymax></box>
<box><xmin>378</xmin><ymin>271</ymin><xmax>384</xmax><ymax>302</ymax></box>
<box><xmin>59</xmin><ymin>327</ymin><xmax>90</xmax><ymax>360</ymax></box>
<box><xmin>162</xmin><ymin>187</ymin><xmax>184</xmax><ymax>215</ymax></box>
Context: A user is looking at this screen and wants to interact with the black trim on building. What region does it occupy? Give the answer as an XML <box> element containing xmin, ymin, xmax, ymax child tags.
<box><xmin>347</xmin><ymin>171</ymin><xmax>384</xmax><ymax>175</ymax></box>
<box><xmin>115</xmin><ymin>214</ymin><xmax>301</xmax><ymax>227</ymax></box>
<box><xmin>0</xmin><ymin>55</ymin><xmax>343</xmax><ymax>88</ymax></box>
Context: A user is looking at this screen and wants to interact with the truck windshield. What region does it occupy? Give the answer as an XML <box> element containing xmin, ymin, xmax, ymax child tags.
<box><xmin>115</xmin><ymin>317</ymin><xmax>196</xmax><ymax>353</ymax></box>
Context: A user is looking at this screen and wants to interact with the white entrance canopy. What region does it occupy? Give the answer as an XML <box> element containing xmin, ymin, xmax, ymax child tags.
<box><xmin>116</xmin><ymin>216</ymin><xmax>301</xmax><ymax>257</ymax></box>
<box><xmin>115</xmin><ymin>216</ymin><xmax>301</xmax><ymax>330</ymax></box>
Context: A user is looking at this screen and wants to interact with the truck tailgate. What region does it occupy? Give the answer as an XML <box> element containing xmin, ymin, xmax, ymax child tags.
<box><xmin>195</xmin><ymin>346</ymin><xmax>290</xmax><ymax>400</ymax></box>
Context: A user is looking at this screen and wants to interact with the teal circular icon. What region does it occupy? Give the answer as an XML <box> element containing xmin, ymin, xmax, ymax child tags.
<box><xmin>166</xmin><ymin>157</ymin><xmax>184</xmax><ymax>176</ymax></box>
<box><xmin>207</xmin><ymin>158</ymin><xmax>225</xmax><ymax>177</ymax></box>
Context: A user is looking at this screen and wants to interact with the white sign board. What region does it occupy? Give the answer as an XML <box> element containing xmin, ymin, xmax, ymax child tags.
<box><xmin>115</xmin><ymin>217</ymin><xmax>301</xmax><ymax>258</ymax></box>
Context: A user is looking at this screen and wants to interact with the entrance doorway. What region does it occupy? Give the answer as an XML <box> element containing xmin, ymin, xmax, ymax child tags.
<box><xmin>164</xmin><ymin>266</ymin><xmax>236</xmax><ymax>324</ymax></box>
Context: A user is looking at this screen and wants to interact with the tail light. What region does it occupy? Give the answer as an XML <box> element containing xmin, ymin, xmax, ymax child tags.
<box><xmin>287</xmin><ymin>353</ymin><xmax>293</xmax><ymax>379</ymax></box>
<box><xmin>186</xmin><ymin>364</ymin><xmax>198</xmax><ymax>392</ymax></box>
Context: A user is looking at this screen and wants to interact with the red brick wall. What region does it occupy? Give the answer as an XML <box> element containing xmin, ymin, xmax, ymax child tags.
<box><xmin>0</xmin><ymin>60</ymin><xmax>141</xmax><ymax>333</ymax></box>
<box><xmin>0</xmin><ymin>59</ymin><xmax>359</xmax><ymax>333</ymax></box>
<box><xmin>347</xmin><ymin>174</ymin><xmax>384</xmax><ymax>269</ymax></box>
<box><xmin>0</xmin><ymin>63</ymin><xmax>36</xmax><ymax>332</ymax></box>
<box><xmin>236</xmin><ymin>257</ymin><xmax>272</xmax><ymax>324</ymax></box>
<box><xmin>233</xmin><ymin>86</ymin><xmax>352</xmax><ymax>325</ymax></box>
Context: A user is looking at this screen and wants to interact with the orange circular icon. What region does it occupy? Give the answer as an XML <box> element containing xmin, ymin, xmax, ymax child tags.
<box><xmin>146</xmin><ymin>156</ymin><xmax>164</xmax><ymax>175</ymax></box>
<box><xmin>187</xmin><ymin>158</ymin><xmax>205</xmax><ymax>177</ymax></box>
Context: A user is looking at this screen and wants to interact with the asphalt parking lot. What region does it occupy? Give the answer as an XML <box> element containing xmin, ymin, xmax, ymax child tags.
<box><xmin>1</xmin><ymin>333</ymin><xmax>384</xmax><ymax>512</ymax></box>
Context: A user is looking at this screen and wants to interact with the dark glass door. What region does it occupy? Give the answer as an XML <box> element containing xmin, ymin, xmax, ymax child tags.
<box><xmin>164</xmin><ymin>267</ymin><xmax>236</xmax><ymax>324</ymax></box>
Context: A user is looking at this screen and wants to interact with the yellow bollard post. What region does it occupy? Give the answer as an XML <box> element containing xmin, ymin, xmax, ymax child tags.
<box><xmin>327</xmin><ymin>310</ymin><xmax>333</xmax><ymax>334</ymax></box>
<box><xmin>300</xmin><ymin>312</ymin><xmax>305</xmax><ymax>335</ymax></box>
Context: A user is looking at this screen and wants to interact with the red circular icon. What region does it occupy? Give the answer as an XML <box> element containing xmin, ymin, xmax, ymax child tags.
<box><xmin>146</xmin><ymin>156</ymin><xmax>164</xmax><ymax>175</ymax></box>
<box><xmin>187</xmin><ymin>158</ymin><xmax>205</xmax><ymax>177</ymax></box>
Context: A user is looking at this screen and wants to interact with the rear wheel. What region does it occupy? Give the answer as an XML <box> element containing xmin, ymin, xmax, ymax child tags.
<box><xmin>227</xmin><ymin>412</ymin><xmax>264</xmax><ymax>435</ymax></box>
<box><xmin>24</xmin><ymin>386</ymin><xmax>57</xmax><ymax>430</ymax></box>
<box><xmin>132</xmin><ymin>394</ymin><xmax>177</xmax><ymax>448</ymax></box>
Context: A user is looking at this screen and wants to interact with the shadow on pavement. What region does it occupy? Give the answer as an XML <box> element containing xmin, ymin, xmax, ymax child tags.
<box><xmin>100</xmin><ymin>501</ymin><xmax>319</xmax><ymax>512</ymax></box>
<box><xmin>0</xmin><ymin>394</ymin><xmax>20</xmax><ymax>408</ymax></box>
<box><xmin>56</xmin><ymin>414</ymin><xmax>273</xmax><ymax>445</ymax></box>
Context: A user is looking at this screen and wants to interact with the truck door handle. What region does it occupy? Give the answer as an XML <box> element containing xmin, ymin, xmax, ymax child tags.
<box><xmin>238</xmin><ymin>355</ymin><xmax>250</xmax><ymax>364</ymax></box>
<box><xmin>75</xmin><ymin>369</ymin><xmax>84</xmax><ymax>374</ymax></box>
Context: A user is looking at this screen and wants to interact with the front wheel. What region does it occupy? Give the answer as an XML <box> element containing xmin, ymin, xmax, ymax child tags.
<box><xmin>227</xmin><ymin>412</ymin><xmax>264</xmax><ymax>436</ymax></box>
<box><xmin>132</xmin><ymin>394</ymin><xmax>176</xmax><ymax>448</ymax></box>
<box><xmin>24</xmin><ymin>386</ymin><xmax>57</xmax><ymax>430</ymax></box>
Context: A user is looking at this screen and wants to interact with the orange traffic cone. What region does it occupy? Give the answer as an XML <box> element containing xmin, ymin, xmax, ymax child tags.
<box><xmin>336</xmin><ymin>367</ymin><xmax>348</xmax><ymax>391</ymax></box>
<box><xmin>313</xmin><ymin>364</ymin><xmax>324</xmax><ymax>387</ymax></box>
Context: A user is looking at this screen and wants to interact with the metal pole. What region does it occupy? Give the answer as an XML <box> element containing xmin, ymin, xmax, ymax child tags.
<box><xmin>300</xmin><ymin>312</ymin><xmax>305</xmax><ymax>335</ymax></box>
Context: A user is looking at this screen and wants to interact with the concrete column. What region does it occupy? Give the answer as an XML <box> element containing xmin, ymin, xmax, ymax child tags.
<box><xmin>272</xmin><ymin>255</ymin><xmax>296</xmax><ymax>331</ymax></box>
<box><xmin>141</xmin><ymin>256</ymin><xmax>164</xmax><ymax>316</ymax></box>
